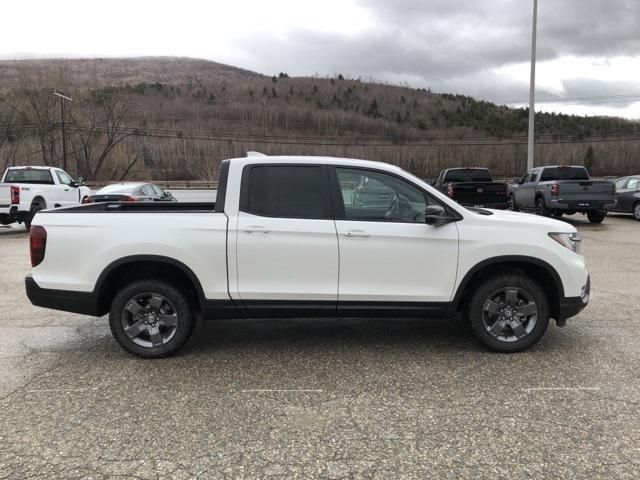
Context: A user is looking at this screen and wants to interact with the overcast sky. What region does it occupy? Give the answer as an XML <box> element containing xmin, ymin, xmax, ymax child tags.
<box><xmin>2</xmin><ymin>0</ymin><xmax>640</xmax><ymax>118</ymax></box>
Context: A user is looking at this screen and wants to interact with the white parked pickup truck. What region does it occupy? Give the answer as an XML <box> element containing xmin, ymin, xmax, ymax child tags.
<box><xmin>25</xmin><ymin>155</ymin><xmax>590</xmax><ymax>357</ymax></box>
<box><xmin>1</xmin><ymin>166</ymin><xmax>91</xmax><ymax>229</ymax></box>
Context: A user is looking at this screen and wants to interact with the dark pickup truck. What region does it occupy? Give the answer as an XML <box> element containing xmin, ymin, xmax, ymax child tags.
<box><xmin>510</xmin><ymin>165</ymin><xmax>615</xmax><ymax>224</ymax></box>
<box><xmin>433</xmin><ymin>168</ymin><xmax>509</xmax><ymax>209</ymax></box>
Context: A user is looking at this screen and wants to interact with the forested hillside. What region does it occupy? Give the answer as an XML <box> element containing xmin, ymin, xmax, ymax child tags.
<box><xmin>1</xmin><ymin>57</ymin><xmax>639</xmax><ymax>181</ymax></box>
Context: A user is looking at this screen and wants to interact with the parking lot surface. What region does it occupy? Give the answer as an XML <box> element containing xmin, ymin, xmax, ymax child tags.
<box><xmin>0</xmin><ymin>215</ymin><xmax>639</xmax><ymax>479</ymax></box>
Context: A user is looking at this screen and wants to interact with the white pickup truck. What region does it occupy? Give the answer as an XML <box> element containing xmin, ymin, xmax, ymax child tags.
<box><xmin>1</xmin><ymin>166</ymin><xmax>91</xmax><ymax>229</ymax></box>
<box><xmin>25</xmin><ymin>154</ymin><xmax>590</xmax><ymax>358</ymax></box>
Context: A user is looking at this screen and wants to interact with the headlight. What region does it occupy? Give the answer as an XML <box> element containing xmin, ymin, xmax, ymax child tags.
<box><xmin>548</xmin><ymin>232</ymin><xmax>582</xmax><ymax>254</ymax></box>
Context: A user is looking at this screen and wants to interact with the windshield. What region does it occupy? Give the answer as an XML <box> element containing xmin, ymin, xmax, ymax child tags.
<box><xmin>540</xmin><ymin>167</ymin><xmax>589</xmax><ymax>181</ymax></box>
<box><xmin>443</xmin><ymin>169</ymin><xmax>492</xmax><ymax>183</ymax></box>
<box><xmin>3</xmin><ymin>168</ymin><xmax>54</xmax><ymax>185</ymax></box>
<box><xmin>96</xmin><ymin>184</ymin><xmax>143</xmax><ymax>195</ymax></box>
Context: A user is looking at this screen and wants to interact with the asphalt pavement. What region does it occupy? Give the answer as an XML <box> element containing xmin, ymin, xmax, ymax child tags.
<box><xmin>0</xmin><ymin>214</ymin><xmax>639</xmax><ymax>479</ymax></box>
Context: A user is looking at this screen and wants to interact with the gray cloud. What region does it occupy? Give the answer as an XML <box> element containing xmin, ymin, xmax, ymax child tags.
<box><xmin>236</xmin><ymin>0</ymin><xmax>640</xmax><ymax>110</ymax></box>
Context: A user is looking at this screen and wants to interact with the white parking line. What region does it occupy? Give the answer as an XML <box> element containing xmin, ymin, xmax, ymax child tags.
<box><xmin>523</xmin><ymin>387</ymin><xmax>601</xmax><ymax>392</ymax></box>
<box><xmin>240</xmin><ymin>389</ymin><xmax>324</xmax><ymax>393</ymax></box>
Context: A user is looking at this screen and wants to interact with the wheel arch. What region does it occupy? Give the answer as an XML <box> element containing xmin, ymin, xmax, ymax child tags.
<box><xmin>31</xmin><ymin>196</ymin><xmax>47</xmax><ymax>209</ymax></box>
<box><xmin>94</xmin><ymin>255</ymin><xmax>206</xmax><ymax>316</ymax></box>
<box><xmin>451</xmin><ymin>256</ymin><xmax>564</xmax><ymax>320</ymax></box>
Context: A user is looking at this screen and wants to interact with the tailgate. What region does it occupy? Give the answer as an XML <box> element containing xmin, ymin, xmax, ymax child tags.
<box><xmin>0</xmin><ymin>184</ymin><xmax>11</xmax><ymax>209</ymax></box>
<box><xmin>555</xmin><ymin>181</ymin><xmax>615</xmax><ymax>202</ymax></box>
<box><xmin>452</xmin><ymin>182</ymin><xmax>507</xmax><ymax>205</ymax></box>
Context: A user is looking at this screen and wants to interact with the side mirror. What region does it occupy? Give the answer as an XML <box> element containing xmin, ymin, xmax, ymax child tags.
<box><xmin>77</xmin><ymin>176</ymin><xmax>84</xmax><ymax>185</ymax></box>
<box><xmin>424</xmin><ymin>204</ymin><xmax>450</xmax><ymax>226</ymax></box>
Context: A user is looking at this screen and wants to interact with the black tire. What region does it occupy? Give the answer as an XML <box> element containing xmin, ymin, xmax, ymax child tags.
<box><xmin>535</xmin><ymin>197</ymin><xmax>550</xmax><ymax>217</ymax></box>
<box><xmin>508</xmin><ymin>194</ymin><xmax>519</xmax><ymax>212</ymax></box>
<box><xmin>587</xmin><ymin>210</ymin><xmax>606</xmax><ymax>224</ymax></box>
<box><xmin>24</xmin><ymin>202</ymin><xmax>44</xmax><ymax>231</ymax></box>
<box><xmin>109</xmin><ymin>279</ymin><xmax>195</xmax><ymax>358</ymax></box>
<box><xmin>465</xmin><ymin>273</ymin><xmax>550</xmax><ymax>353</ymax></box>
<box><xmin>633</xmin><ymin>202</ymin><xmax>640</xmax><ymax>221</ymax></box>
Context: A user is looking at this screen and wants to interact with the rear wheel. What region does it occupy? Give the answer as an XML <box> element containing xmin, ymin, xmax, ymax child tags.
<box><xmin>109</xmin><ymin>279</ymin><xmax>195</xmax><ymax>358</ymax></box>
<box><xmin>535</xmin><ymin>197</ymin><xmax>550</xmax><ymax>217</ymax></box>
<box><xmin>508</xmin><ymin>194</ymin><xmax>518</xmax><ymax>211</ymax></box>
<box><xmin>24</xmin><ymin>201</ymin><xmax>44</xmax><ymax>231</ymax></box>
<box><xmin>466</xmin><ymin>273</ymin><xmax>550</xmax><ymax>353</ymax></box>
<box><xmin>633</xmin><ymin>202</ymin><xmax>640</xmax><ymax>221</ymax></box>
<box><xmin>587</xmin><ymin>210</ymin><xmax>606</xmax><ymax>224</ymax></box>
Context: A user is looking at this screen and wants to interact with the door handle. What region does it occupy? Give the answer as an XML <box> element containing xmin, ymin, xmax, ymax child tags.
<box><xmin>245</xmin><ymin>226</ymin><xmax>271</xmax><ymax>234</ymax></box>
<box><xmin>64</xmin><ymin>188</ymin><xmax>70</xmax><ymax>191</ymax></box>
<box><xmin>343</xmin><ymin>230</ymin><xmax>370</xmax><ymax>238</ymax></box>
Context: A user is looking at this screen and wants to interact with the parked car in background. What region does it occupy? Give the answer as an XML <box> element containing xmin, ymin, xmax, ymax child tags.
<box><xmin>433</xmin><ymin>167</ymin><xmax>509</xmax><ymax>209</ymax></box>
<box><xmin>510</xmin><ymin>165</ymin><xmax>615</xmax><ymax>224</ymax></box>
<box><xmin>26</xmin><ymin>154</ymin><xmax>589</xmax><ymax>358</ymax></box>
<box><xmin>0</xmin><ymin>166</ymin><xmax>90</xmax><ymax>229</ymax></box>
<box><xmin>83</xmin><ymin>182</ymin><xmax>176</xmax><ymax>203</ymax></box>
<box><xmin>606</xmin><ymin>175</ymin><xmax>640</xmax><ymax>220</ymax></box>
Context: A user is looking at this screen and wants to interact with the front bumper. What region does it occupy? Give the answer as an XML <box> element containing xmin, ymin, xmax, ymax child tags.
<box><xmin>556</xmin><ymin>275</ymin><xmax>590</xmax><ymax>325</ymax></box>
<box><xmin>25</xmin><ymin>274</ymin><xmax>100</xmax><ymax>316</ymax></box>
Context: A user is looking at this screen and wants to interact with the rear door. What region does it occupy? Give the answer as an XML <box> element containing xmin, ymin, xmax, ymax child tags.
<box><xmin>235</xmin><ymin>164</ymin><xmax>339</xmax><ymax>316</ymax></box>
<box><xmin>332</xmin><ymin>166</ymin><xmax>459</xmax><ymax>310</ymax></box>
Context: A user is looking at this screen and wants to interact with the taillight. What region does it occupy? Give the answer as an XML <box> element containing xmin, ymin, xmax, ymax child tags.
<box><xmin>551</xmin><ymin>183</ymin><xmax>560</xmax><ymax>196</ymax></box>
<box><xmin>10</xmin><ymin>186</ymin><xmax>20</xmax><ymax>205</ymax></box>
<box><xmin>122</xmin><ymin>196</ymin><xmax>138</xmax><ymax>202</ymax></box>
<box><xmin>447</xmin><ymin>183</ymin><xmax>454</xmax><ymax>198</ymax></box>
<box><xmin>30</xmin><ymin>226</ymin><xmax>47</xmax><ymax>267</ymax></box>
<box><xmin>612</xmin><ymin>182</ymin><xmax>616</xmax><ymax>194</ymax></box>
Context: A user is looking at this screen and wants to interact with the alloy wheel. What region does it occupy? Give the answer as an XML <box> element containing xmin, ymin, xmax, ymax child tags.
<box><xmin>120</xmin><ymin>292</ymin><xmax>180</xmax><ymax>348</ymax></box>
<box><xmin>482</xmin><ymin>287</ymin><xmax>538</xmax><ymax>343</ymax></box>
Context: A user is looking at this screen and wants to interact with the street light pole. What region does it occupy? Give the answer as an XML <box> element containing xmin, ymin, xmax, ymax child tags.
<box><xmin>53</xmin><ymin>91</ymin><xmax>73</xmax><ymax>172</ymax></box>
<box><xmin>527</xmin><ymin>0</ymin><xmax>538</xmax><ymax>171</ymax></box>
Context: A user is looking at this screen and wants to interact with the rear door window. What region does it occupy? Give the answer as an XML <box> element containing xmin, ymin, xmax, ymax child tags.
<box><xmin>241</xmin><ymin>165</ymin><xmax>330</xmax><ymax>219</ymax></box>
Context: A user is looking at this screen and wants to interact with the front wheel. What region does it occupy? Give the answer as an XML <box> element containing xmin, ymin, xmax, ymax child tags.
<box><xmin>109</xmin><ymin>279</ymin><xmax>195</xmax><ymax>358</ymax></box>
<box><xmin>508</xmin><ymin>194</ymin><xmax>519</xmax><ymax>211</ymax></box>
<box><xmin>587</xmin><ymin>210</ymin><xmax>606</xmax><ymax>224</ymax></box>
<box><xmin>466</xmin><ymin>273</ymin><xmax>550</xmax><ymax>353</ymax></box>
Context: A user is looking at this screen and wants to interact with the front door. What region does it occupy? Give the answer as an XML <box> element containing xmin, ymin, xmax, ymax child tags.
<box><xmin>514</xmin><ymin>170</ymin><xmax>536</xmax><ymax>208</ymax></box>
<box><xmin>235</xmin><ymin>164</ymin><xmax>339</xmax><ymax>316</ymax></box>
<box><xmin>54</xmin><ymin>169</ymin><xmax>80</xmax><ymax>207</ymax></box>
<box><xmin>331</xmin><ymin>167</ymin><xmax>459</xmax><ymax>313</ymax></box>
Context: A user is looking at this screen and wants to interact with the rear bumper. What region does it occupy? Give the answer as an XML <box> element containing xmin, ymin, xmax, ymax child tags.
<box><xmin>557</xmin><ymin>275</ymin><xmax>590</xmax><ymax>323</ymax></box>
<box><xmin>25</xmin><ymin>274</ymin><xmax>100</xmax><ymax>316</ymax></box>
<box><xmin>550</xmin><ymin>200</ymin><xmax>613</xmax><ymax>211</ymax></box>
<box><xmin>458</xmin><ymin>201</ymin><xmax>509</xmax><ymax>210</ymax></box>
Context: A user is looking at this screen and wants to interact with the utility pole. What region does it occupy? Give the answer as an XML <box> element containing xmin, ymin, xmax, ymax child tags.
<box><xmin>53</xmin><ymin>91</ymin><xmax>73</xmax><ymax>171</ymax></box>
<box><xmin>527</xmin><ymin>0</ymin><xmax>538</xmax><ymax>171</ymax></box>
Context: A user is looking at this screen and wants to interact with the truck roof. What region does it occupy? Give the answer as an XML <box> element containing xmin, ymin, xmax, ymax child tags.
<box><xmin>7</xmin><ymin>166</ymin><xmax>54</xmax><ymax>170</ymax></box>
<box><xmin>230</xmin><ymin>154</ymin><xmax>398</xmax><ymax>171</ymax></box>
